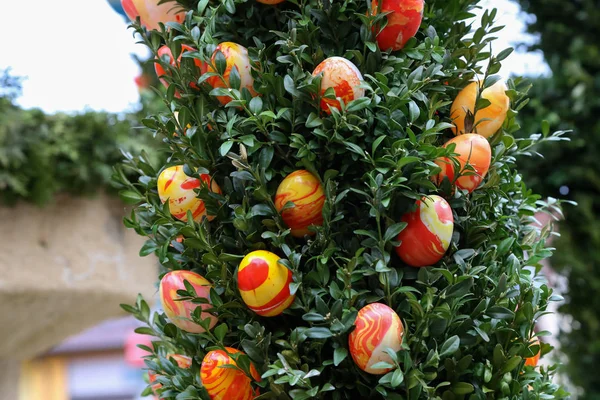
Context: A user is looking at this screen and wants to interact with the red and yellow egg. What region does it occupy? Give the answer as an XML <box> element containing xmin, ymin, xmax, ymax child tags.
<box><xmin>121</xmin><ymin>0</ymin><xmax>185</xmax><ymax>31</ymax></box>
<box><xmin>349</xmin><ymin>303</ymin><xmax>405</xmax><ymax>375</ymax></box>
<box><xmin>200</xmin><ymin>347</ymin><xmax>260</xmax><ymax>400</ymax></box>
<box><xmin>237</xmin><ymin>250</ymin><xmax>295</xmax><ymax>317</ymax></box>
<box><xmin>434</xmin><ymin>133</ymin><xmax>492</xmax><ymax>193</ymax></box>
<box><xmin>312</xmin><ymin>57</ymin><xmax>365</xmax><ymax>113</ymax></box>
<box><xmin>155</xmin><ymin>44</ymin><xmax>206</xmax><ymax>91</ymax></box>
<box><xmin>370</xmin><ymin>0</ymin><xmax>424</xmax><ymax>51</ymax></box>
<box><xmin>274</xmin><ymin>170</ymin><xmax>325</xmax><ymax>237</ymax></box>
<box><xmin>206</xmin><ymin>42</ymin><xmax>257</xmax><ymax>105</ymax></box>
<box><xmin>395</xmin><ymin>195</ymin><xmax>454</xmax><ymax>267</ymax></box>
<box><xmin>157</xmin><ymin>165</ymin><xmax>221</xmax><ymax>222</ymax></box>
<box><xmin>148</xmin><ymin>354</ymin><xmax>192</xmax><ymax>393</ymax></box>
<box><xmin>159</xmin><ymin>270</ymin><xmax>217</xmax><ymax>333</ymax></box>
<box><xmin>451</xmin><ymin>80</ymin><xmax>510</xmax><ymax>138</ymax></box>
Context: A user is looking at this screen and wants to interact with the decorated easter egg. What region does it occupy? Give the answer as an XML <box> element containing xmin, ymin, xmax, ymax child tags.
<box><xmin>257</xmin><ymin>0</ymin><xmax>285</xmax><ymax>3</ymax></box>
<box><xmin>370</xmin><ymin>0</ymin><xmax>424</xmax><ymax>51</ymax></box>
<box><xmin>451</xmin><ymin>80</ymin><xmax>510</xmax><ymax>138</ymax></box>
<box><xmin>206</xmin><ymin>42</ymin><xmax>257</xmax><ymax>105</ymax></box>
<box><xmin>157</xmin><ymin>165</ymin><xmax>221</xmax><ymax>222</ymax></box>
<box><xmin>155</xmin><ymin>44</ymin><xmax>206</xmax><ymax>91</ymax></box>
<box><xmin>524</xmin><ymin>338</ymin><xmax>541</xmax><ymax>367</ymax></box>
<box><xmin>395</xmin><ymin>195</ymin><xmax>454</xmax><ymax>267</ymax></box>
<box><xmin>274</xmin><ymin>170</ymin><xmax>325</xmax><ymax>237</ymax></box>
<box><xmin>159</xmin><ymin>270</ymin><xmax>217</xmax><ymax>333</ymax></box>
<box><xmin>237</xmin><ymin>250</ymin><xmax>295</xmax><ymax>317</ymax></box>
<box><xmin>349</xmin><ymin>303</ymin><xmax>405</xmax><ymax>374</ymax></box>
<box><xmin>149</xmin><ymin>354</ymin><xmax>192</xmax><ymax>393</ymax></box>
<box><xmin>121</xmin><ymin>0</ymin><xmax>186</xmax><ymax>31</ymax></box>
<box><xmin>434</xmin><ymin>133</ymin><xmax>492</xmax><ymax>193</ymax></box>
<box><xmin>200</xmin><ymin>347</ymin><xmax>260</xmax><ymax>400</ymax></box>
<box><xmin>312</xmin><ymin>57</ymin><xmax>365</xmax><ymax>113</ymax></box>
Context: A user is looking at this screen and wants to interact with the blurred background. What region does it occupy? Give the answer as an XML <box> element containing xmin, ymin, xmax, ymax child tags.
<box><xmin>0</xmin><ymin>0</ymin><xmax>596</xmax><ymax>398</ymax></box>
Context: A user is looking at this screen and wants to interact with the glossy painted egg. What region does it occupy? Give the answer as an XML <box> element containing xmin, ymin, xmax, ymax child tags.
<box><xmin>434</xmin><ymin>133</ymin><xmax>492</xmax><ymax>193</ymax></box>
<box><xmin>157</xmin><ymin>165</ymin><xmax>221</xmax><ymax>222</ymax></box>
<box><xmin>121</xmin><ymin>0</ymin><xmax>185</xmax><ymax>31</ymax></box>
<box><xmin>451</xmin><ymin>80</ymin><xmax>510</xmax><ymax>138</ymax></box>
<box><xmin>274</xmin><ymin>170</ymin><xmax>325</xmax><ymax>237</ymax></box>
<box><xmin>312</xmin><ymin>57</ymin><xmax>365</xmax><ymax>113</ymax></box>
<box><xmin>200</xmin><ymin>348</ymin><xmax>260</xmax><ymax>400</ymax></box>
<box><xmin>256</xmin><ymin>0</ymin><xmax>285</xmax><ymax>3</ymax></box>
<box><xmin>370</xmin><ymin>0</ymin><xmax>424</xmax><ymax>51</ymax></box>
<box><xmin>349</xmin><ymin>303</ymin><xmax>404</xmax><ymax>375</ymax></box>
<box><xmin>206</xmin><ymin>42</ymin><xmax>257</xmax><ymax>105</ymax></box>
<box><xmin>159</xmin><ymin>270</ymin><xmax>217</xmax><ymax>333</ymax></box>
<box><xmin>395</xmin><ymin>195</ymin><xmax>454</xmax><ymax>267</ymax></box>
<box><xmin>148</xmin><ymin>354</ymin><xmax>192</xmax><ymax>393</ymax></box>
<box><xmin>237</xmin><ymin>250</ymin><xmax>295</xmax><ymax>317</ymax></box>
<box><xmin>155</xmin><ymin>44</ymin><xmax>206</xmax><ymax>91</ymax></box>
<box><xmin>524</xmin><ymin>338</ymin><xmax>541</xmax><ymax>367</ymax></box>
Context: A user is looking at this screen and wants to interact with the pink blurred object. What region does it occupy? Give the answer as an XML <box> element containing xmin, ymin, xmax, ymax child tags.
<box><xmin>124</xmin><ymin>332</ymin><xmax>154</xmax><ymax>368</ymax></box>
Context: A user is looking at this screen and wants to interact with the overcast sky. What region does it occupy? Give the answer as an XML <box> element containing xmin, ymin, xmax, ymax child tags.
<box><xmin>0</xmin><ymin>0</ymin><xmax>549</xmax><ymax>114</ymax></box>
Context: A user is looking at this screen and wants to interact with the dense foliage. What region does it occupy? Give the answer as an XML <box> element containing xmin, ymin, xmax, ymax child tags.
<box><xmin>513</xmin><ymin>0</ymin><xmax>600</xmax><ymax>396</ymax></box>
<box><xmin>0</xmin><ymin>69</ymin><xmax>159</xmax><ymax>206</ymax></box>
<box><xmin>116</xmin><ymin>0</ymin><xmax>569</xmax><ymax>398</ymax></box>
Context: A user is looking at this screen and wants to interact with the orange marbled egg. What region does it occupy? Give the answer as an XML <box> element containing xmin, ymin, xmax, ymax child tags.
<box><xmin>155</xmin><ymin>44</ymin><xmax>206</xmax><ymax>91</ymax></box>
<box><xmin>451</xmin><ymin>80</ymin><xmax>510</xmax><ymax>138</ymax></box>
<box><xmin>312</xmin><ymin>57</ymin><xmax>365</xmax><ymax>113</ymax></box>
<box><xmin>200</xmin><ymin>348</ymin><xmax>260</xmax><ymax>400</ymax></box>
<box><xmin>434</xmin><ymin>133</ymin><xmax>492</xmax><ymax>193</ymax></box>
<box><xmin>157</xmin><ymin>166</ymin><xmax>221</xmax><ymax>222</ymax></box>
<box><xmin>349</xmin><ymin>303</ymin><xmax>405</xmax><ymax>375</ymax></box>
<box><xmin>274</xmin><ymin>170</ymin><xmax>326</xmax><ymax>237</ymax></box>
<box><xmin>525</xmin><ymin>338</ymin><xmax>541</xmax><ymax>368</ymax></box>
<box><xmin>121</xmin><ymin>0</ymin><xmax>185</xmax><ymax>31</ymax></box>
<box><xmin>370</xmin><ymin>0</ymin><xmax>424</xmax><ymax>51</ymax></box>
<box><xmin>395</xmin><ymin>195</ymin><xmax>454</xmax><ymax>267</ymax></box>
<box><xmin>149</xmin><ymin>354</ymin><xmax>192</xmax><ymax>394</ymax></box>
<box><xmin>159</xmin><ymin>270</ymin><xmax>217</xmax><ymax>333</ymax></box>
<box><xmin>237</xmin><ymin>250</ymin><xmax>295</xmax><ymax>317</ymax></box>
<box><xmin>206</xmin><ymin>42</ymin><xmax>257</xmax><ymax>105</ymax></box>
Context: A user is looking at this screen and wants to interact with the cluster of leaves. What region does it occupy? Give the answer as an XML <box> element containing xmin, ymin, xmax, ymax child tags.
<box><xmin>116</xmin><ymin>0</ymin><xmax>569</xmax><ymax>398</ymax></box>
<box><xmin>512</xmin><ymin>0</ymin><xmax>600</xmax><ymax>396</ymax></box>
<box><xmin>0</xmin><ymin>69</ymin><xmax>162</xmax><ymax>206</ymax></box>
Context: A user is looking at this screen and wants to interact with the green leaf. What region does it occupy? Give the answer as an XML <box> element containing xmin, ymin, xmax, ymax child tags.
<box><xmin>333</xmin><ymin>347</ymin><xmax>348</xmax><ymax>366</ymax></box>
<box><xmin>439</xmin><ymin>335</ymin><xmax>460</xmax><ymax>358</ymax></box>
<box><xmin>119</xmin><ymin>190</ymin><xmax>144</xmax><ymax>205</ymax></box>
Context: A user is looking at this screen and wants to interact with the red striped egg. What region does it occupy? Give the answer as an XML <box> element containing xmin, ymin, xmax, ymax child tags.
<box><xmin>395</xmin><ymin>195</ymin><xmax>454</xmax><ymax>267</ymax></box>
<box><xmin>159</xmin><ymin>270</ymin><xmax>217</xmax><ymax>333</ymax></box>
<box><xmin>312</xmin><ymin>57</ymin><xmax>365</xmax><ymax>113</ymax></box>
<box><xmin>349</xmin><ymin>303</ymin><xmax>405</xmax><ymax>374</ymax></box>
<box><xmin>200</xmin><ymin>348</ymin><xmax>260</xmax><ymax>400</ymax></box>
<box><xmin>237</xmin><ymin>250</ymin><xmax>295</xmax><ymax>317</ymax></box>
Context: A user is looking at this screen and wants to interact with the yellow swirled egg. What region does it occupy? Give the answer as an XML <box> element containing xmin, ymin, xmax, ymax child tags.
<box><xmin>121</xmin><ymin>0</ymin><xmax>185</xmax><ymax>31</ymax></box>
<box><xmin>274</xmin><ymin>170</ymin><xmax>325</xmax><ymax>237</ymax></box>
<box><xmin>451</xmin><ymin>80</ymin><xmax>510</xmax><ymax>138</ymax></box>
<box><xmin>157</xmin><ymin>165</ymin><xmax>221</xmax><ymax>222</ymax></box>
<box><xmin>237</xmin><ymin>250</ymin><xmax>295</xmax><ymax>317</ymax></box>
<box><xmin>349</xmin><ymin>303</ymin><xmax>405</xmax><ymax>374</ymax></box>
<box><xmin>312</xmin><ymin>57</ymin><xmax>365</xmax><ymax>113</ymax></box>
<box><xmin>395</xmin><ymin>195</ymin><xmax>454</xmax><ymax>267</ymax></box>
<box><xmin>200</xmin><ymin>348</ymin><xmax>260</xmax><ymax>400</ymax></box>
<box><xmin>159</xmin><ymin>270</ymin><xmax>217</xmax><ymax>333</ymax></box>
<box><xmin>206</xmin><ymin>42</ymin><xmax>257</xmax><ymax>105</ymax></box>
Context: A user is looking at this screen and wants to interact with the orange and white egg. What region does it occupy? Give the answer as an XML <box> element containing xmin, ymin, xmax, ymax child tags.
<box><xmin>237</xmin><ymin>250</ymin><xmax>295</xmax><ymax>317</ymax></box>
<box><xmin>274</xmin><ymin>170</ymin><xmax>325</xmax><ymax>237</ymax></box>
<box><xmin>159</xmin><ymin>270</ymin><xmax>217</xmax><ymax>333</ymax></box>
<box><xmin>395</xmin><ymin>195</ymin><xmax>454</xmax><ymax>267</ymax></box>
<box><xmin>312</xmin><ymin>57</ymin><xmax>365</xmax><ymax>113</ymax></box>
<box><xmin>348</xmin><ymin>303</ymin><xmax>405</xmax><ymax>375</ymax></box>
<box><xmin>451</xmin><ymin>80</ymin><xmax>510</xmax><ymax>138</ymax></box>
<box><xmin>206</xmin><ymin>42</ymin><xmax>257</xmax><ymax>105</ymax></box>
<box><xmin>148</xmin><ymin>354</ymin><xmax>192</xmax><ymax>393</ymax></box>
<box><xmin>370</xmin><ymin>0</ymin><xmax>424</xmax><ymax>51</ymax></box>
<box><xmin>121</xmin><ymin>0</ymin><xmax>185</xmax><ymax>31</ymax></box>
<box><xmin>200</xmin><ymin>347</ymin><xmax>260</xmax><ymax>400</ymax></box>
<box><xmin>157</xmin><ymin>165</ymin><xmax>221</xmax><ymax>222</ymax></box>
<box><xmin>434</xmin><ymin>133</ymin><xmax>492</xmax><ymax>193</ymax></box>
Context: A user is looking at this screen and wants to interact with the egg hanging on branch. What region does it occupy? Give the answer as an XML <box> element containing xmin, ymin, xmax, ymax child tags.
<box><xmin>200</xmin><ymin>348</ymin><xmax>261</xmax><ymax>400</ymax></box>
<box><xmin>312</xmin><ymin>57</ymin><xmax>365</xmax><ymax>113</ymax></box>
<box><xmin>121</xmin><ymin>0</ymin><xmax>185</xmax><ymax>31</ymax></box>
<box><xmin>237</xmin><ymin>250</ymin><xmax>295</xmax><ymax>317</ymax></box>
<box><xmin>157</xmin><ymin>165</ymin><xmax>221</xmax><ymax>222</ymax></box>
<box><xmin>154</xmin><ymin>44</ymin><xmax>206</xmax><ymax>91</ymax></box>
<box><xmin>348</xmin><ymin>303</ymin><xmax>405</xmax><ymax>375</ymax></box>
<box><xmin>370</xmin><ymin>0</ymin><xmax>424</xmax><ymax>51</ymax></box>
<box><xmin>206</xmin><ymin>42</ymin><xmax>257</xmax><ymax>105</ymax></box>
<box><xmin>395</xmin><ymin>195</ymin><xmax>454</xmax><ymax>267</ymax></box>
<box><xmin>434</xmin><ymin>133</ymin><xmax>492</xmax><ymax>193</ymax></box>
<box><xmin>148</xmin><ymin>354</ymin><xmax>192</xmax><ymax>394</ymax></box>
<box><xmin>274</xmin><ymin>170</ymin><xmax>326</xmax><ymax>237</ymax></box>
<box><xmin>159</xmin><ymin>270</ymin><xmax>217</xmax><ymax>333</ymax></box>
